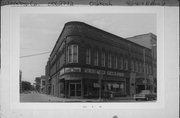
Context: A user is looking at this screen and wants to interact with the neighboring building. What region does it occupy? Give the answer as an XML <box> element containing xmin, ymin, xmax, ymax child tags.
<box><xmin>127</xmin><ymin>33</ymin><xmax>157</xmax><ymax>93</ymax></box>
<box><xmin>45</xmin><ymin>21</ymin><xmax>156</xmax><ymax>99</ymax></box>
<box><xmin>40</xmin><ymin>75</ymin><xmax>46</xmax><ymax>93</ymax></box>
<box><xmin>35</xmin><ymin>77</ymin><xmax>41</xmax><ymax>92</ymax></box>
<box><xmin>19</xmin><ymin>70</ymin><xmax>22</xmax><ymax>93</ymax></box>
<box><xmin>45</xmin><ymin>60</ymin><xmax>51</xmax><ymax>94</ymax></box>
<box><xmin>35</xmin><ymin>75</ymin><xmax>47</xmax><ymax>93</ymax></box>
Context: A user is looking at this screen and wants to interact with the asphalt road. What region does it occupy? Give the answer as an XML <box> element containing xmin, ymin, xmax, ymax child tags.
<box><xmin>20</xmin><ymin>92</ymin><xmax>155</xmax><ymax>102</ymax></box>
<box><xmin>20</xmin><ymin>92</ymin><xmax>56</xmax><ymax>102</ymax></box>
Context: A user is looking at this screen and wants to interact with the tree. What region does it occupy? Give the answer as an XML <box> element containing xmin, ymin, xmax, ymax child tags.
<box><xmin>21</xmin><ymin>81</ymin><xmax>32</xmax><ymax>92</ymax></box>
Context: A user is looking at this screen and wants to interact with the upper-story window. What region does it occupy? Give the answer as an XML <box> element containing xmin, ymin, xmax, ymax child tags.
<box><xmin>146</xmin><ymin>64</ymin><xmax>149</xmax><ymax>75</ymax></box>
<box><xmin>131</xmin><ymin>61</ymin><xmax>134</xmax><ymax>72</ymax></box>
<box><xmin>108</xmin><ymin>53</ymin><xmax>112</xmax><ymax>68</ymax></box>
<box><xmin>94</xmin><ymin>50</ymin><xmax>99</xmax><ymax>66</ymax></box>
<box><xmin>124</xmin><ymin>59</ymin><xmax>128</xmax><ymax>70</ymax></box>
<box><xmin>86</xmin><ymin>48</ymin><xmax>91</xmax><ymax>64</ymax></box>
<box><xmin>149</xmin><ymin>65</ymin><xmax>152</xmax><ymax>74</ymax></box>
<box><xmin>67</xmin><ymin>44</ymin><xmax>78</xmax><ymax>63</ymax></box>
<box><xmin>135</xmin><ymin>61</ymin><xmax>138</xmax><ymax>72</ymax></box>
<box><xmin>114</xmin><ymin>56</ymin><xmax>118</xmax><ymax>69</ymax></box>
<box><xmin>101</xmin><ymin>52</ymin><xmax>105</xmax><ymax>67</ymax></box>
<box><xmin>120</xmin><ymin>57</ymin><xmax>123</xmax><ymax>70</ymax></box>
<box><xmin>139</xmin><ymin>63</ymin><xmax>142</xmax><ymax>73</ymax></box>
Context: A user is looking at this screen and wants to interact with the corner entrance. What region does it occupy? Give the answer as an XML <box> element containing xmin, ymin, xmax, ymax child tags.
<box><xmin>69</xmin><ymin>83</ymin><xmax>81</xmax><ymax>97</ymax></box>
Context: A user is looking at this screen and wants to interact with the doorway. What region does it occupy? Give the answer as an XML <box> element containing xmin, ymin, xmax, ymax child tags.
<box><xmin>69</xmin><ymin>83</ymin><xmax>81</xmax><ymax>97</ymax></box>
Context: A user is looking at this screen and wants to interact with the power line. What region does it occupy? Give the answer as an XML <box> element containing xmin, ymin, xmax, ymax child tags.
<box><xmin>21</xmin><ymin>47</ymin><xmax>50</xmax><ymax>52</ymax></box>
<box><xmin>20</xmin><ymin>51</ymin><xmax>51</xmax><ymax>58</ymax></box>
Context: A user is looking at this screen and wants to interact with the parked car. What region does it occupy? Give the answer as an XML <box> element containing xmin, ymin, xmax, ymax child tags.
<box><xmin>134</xmin><ymin>90</ymin><xmax>157</xmax><ymax>101</ymax></box>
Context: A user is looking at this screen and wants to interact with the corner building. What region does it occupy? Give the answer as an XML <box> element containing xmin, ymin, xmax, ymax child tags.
<box><xmin>46</xmin><ymin>21</ymin><xmax>155</xmax><ymax>99</ymax></box>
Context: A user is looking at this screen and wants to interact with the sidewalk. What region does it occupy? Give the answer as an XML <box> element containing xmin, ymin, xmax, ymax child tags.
<box><xmin>45</xmin><ymin>94</ymin><xmax>134</xmax><ymax>102</ymax></box>
<box><xmin>20</xmin><ymin>92</ymin><xmax>135</xmax><ymax>102</ymax></box>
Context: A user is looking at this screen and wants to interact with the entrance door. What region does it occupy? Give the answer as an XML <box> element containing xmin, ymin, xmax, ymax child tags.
<box><xmin>69</xmin><ymin>83</ymin><xmax>81</xmax><ymax>97</ymax></box>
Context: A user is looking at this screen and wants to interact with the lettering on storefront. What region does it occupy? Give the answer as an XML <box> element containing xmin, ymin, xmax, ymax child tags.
<box><xmin>60</xmin><ymin>68</ymin><xmax>65</xmax><ymax>75</ymax></box>
<box><xmin>65</xmin><ymin>67</ymin><xmax>81</xmax><ymax>73</ymax></box>
<box><xmin>71</xmin><ymin>68</ymin><xmax>81</xmax><ymax>72</ymax></box>
<box><xmin>84</xmin><ymin>68</ymin><xmax>124</xmax><ymax>77</ymax></box>
<box><xmin>93</xmin><ymin>83</ymin><xmax>100</xmax><ymax>88</ymax></box>
<box><xmin>84</xmin><ymin>68</ymin><xmax>105</xmax><ymax>75</ymax></box>
<box><xmin>112</xmin><ymin>83</ymin><xmax>119</xmax><ymax>88</ymax></box>
<box><xmin>107</xmin><ymin>71</ymin><xmax>124</xmax><ymax>77</ymax></box>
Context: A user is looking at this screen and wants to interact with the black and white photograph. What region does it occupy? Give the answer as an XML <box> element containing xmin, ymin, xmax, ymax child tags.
<box><xmin>20</xmin><ymin>13</ymin><xmax>157</xmax><ymax>102</ymax></box>
<box><xmin>1</xmin><ymin>6</ymin><xmax>179</xmax><ymax>118</ymax></box>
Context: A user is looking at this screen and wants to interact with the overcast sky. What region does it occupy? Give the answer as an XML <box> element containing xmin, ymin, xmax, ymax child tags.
<box><xmin>20</xmin><ymin>14</ymin><xmax>156</xmax><ymax>84</ymax></box>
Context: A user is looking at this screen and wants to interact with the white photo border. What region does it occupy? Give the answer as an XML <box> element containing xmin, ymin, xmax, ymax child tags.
<box><xmin>3</xmin><ymin>6</ymin><xmax>165</xmax><ymax>110</ymax></box>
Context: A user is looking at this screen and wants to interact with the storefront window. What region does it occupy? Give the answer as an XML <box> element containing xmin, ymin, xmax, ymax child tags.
<box><xmin>86</xmin><ymin>48</ymin><xmax>91</xmax><ymax>64</ymax></box>
<box><xmin>67</xmin><ymin>44</ymin><xmax>78</xmax><ymax>63</ymax></box>
<box><xmin>69</xmin><ymin>83</ymin><xmax>81</xmax><ymax>97</ymax></box>
<box><xmin>106</xmin><ymin>82</ymin><xmax>125</xmax><ymax>95</ymax></box>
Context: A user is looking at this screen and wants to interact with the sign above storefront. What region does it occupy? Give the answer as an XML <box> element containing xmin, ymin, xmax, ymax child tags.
<box><xmin>59</xmin><ymin>67</ymin><xmax>125</xmax><ymax>78</ymax></box>
<box><xmin>84</xmin><ymin>68</ymin><xmax>105</xmax><ymax>75</ymax></box>
<box><xmin>107</xmin><ymin>71</ymin><xmax>124</xmax><ymax>77</ymax></box>
<box><xmin>65</xmin><ymin>67</ymin><xmax>81</xmax><ymax>73</ymax></box>
<box><xmin>93</xmin><ymin>83</ymin><xmax>100</xmax><ymax>88</ymax></box>
<box><xmin>59</xmin><ymin>67</ymin><xmax>81</xmax><ymax>76</ymax></box>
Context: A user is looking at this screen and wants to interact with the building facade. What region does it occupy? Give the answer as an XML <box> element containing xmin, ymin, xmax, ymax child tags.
<box><xmin>35</xmin><ymin>77</ymin><xmax>41</xmax><ymax>92</ymax></box>
<box><xmin>19</xmin><ymin>70</ymin><xmax>22</xmax><ymax>93</ymax></box>
<box><xmin>35</xmin><ymin>75</ymin><xmax>47</xmax><ymax>93</ymax></box>
<box><xmin>45</xmin><ymin>21</ymin><xmax>156</xmax><ymax>99</ymax></box>
<box><xmin>127</xmin><ymin>33</ymin><xmax>157</xmax><ymax>93</ymax></box>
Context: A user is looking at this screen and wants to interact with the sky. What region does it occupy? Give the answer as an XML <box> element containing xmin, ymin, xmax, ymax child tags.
<box><xmin>20</xmin><ymin>13</ymin><xmax>156</xmax><ymax>84</ymax></box>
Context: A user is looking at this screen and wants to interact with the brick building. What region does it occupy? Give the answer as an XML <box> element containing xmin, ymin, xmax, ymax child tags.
<box><xmin>127</xmin><ymin>33</ymin><xmax>157</xmax><ymax>93</ymax></box>
<box><xmin>45</xmin><ymin>21</ymin><xmax>156</xmax><ymax>99</ymax></box>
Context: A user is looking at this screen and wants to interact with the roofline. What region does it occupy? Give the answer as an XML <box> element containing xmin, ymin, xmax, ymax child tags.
<box><xmin>49</xmin><ymin>21</ymin><xmax>152</xmax><ymax>58</ymax></box>
<box><xmin>65</xmin><ymin>21</ymin><xmax>152</xmax><ymax>49</ymax></box>
<box><xmin>126</xmin><ymin>32</ymin><xmax>157</xmax><ymax>39</ymax></box>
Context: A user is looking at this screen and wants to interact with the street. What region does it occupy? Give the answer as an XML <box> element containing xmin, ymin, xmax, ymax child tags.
<box><xmin>20</xmin><ymin>91</ymin><xmax>156</xmax><ymax>102</ymax></box>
